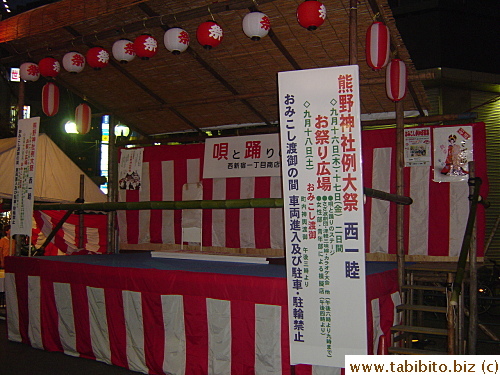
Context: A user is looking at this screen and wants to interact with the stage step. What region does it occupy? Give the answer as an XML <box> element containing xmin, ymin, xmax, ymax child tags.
<box><xmin>391</xmin><ymin>325</ymin><xmax>448</xmax><ymax>336</ymax></box>
<box><xmin>388</xmin><ymin>347</ymin><xmax>448</xmax><ymax>355</ymax></box>
<box><xmin>396</xmin><ymin>304</ymin><xmax>447</xmax><ymax>314</ymax></box>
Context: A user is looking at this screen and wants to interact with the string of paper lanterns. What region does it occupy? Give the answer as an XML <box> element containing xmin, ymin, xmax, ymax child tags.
<box><xmin>20</xmin><ymin>2</ymin><xmax>406</xmax><ymax>124</ymax></box>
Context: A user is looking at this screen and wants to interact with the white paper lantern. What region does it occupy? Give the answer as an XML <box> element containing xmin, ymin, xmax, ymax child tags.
<box><xmin>62</xmin><ymin>51</ymin><xmax>85</xmax><ymax>73</ymax></box>
<box><xmin>20</xmin><ymin>62</ymin><xmax>40</xmax><ymax>81</ymax></box>
<box><xmin>242</xmin><ymin>12</ymin><xmax>271</xmax><ymax>40</ymax></box>
<box><xmin>164</xmin><ymin>28</ymin><xmax>190</xmax><ymax>55</ymax></box>
<box><xmin>112</xmin><ymin>39</ymin><xmax>136</xmax><ymax>63</ymax></box>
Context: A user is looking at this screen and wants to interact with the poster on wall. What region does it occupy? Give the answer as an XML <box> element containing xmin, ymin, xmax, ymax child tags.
<box><xmin>404</xmin><ymin>127</ymin><xmax>431</xmax><ymax>167</ymax></box>
<box><xmin>203</xmin><ymin>133</ymin><xmax>281</xmax><ymax>178</ymax></box>
<box><xmin>11</xmin><ymin>117</ymin><xmax>40</xmax><ymax>236</ymax></box>
<box><xmin>119</xmin><ymin>148</ymin><xmax>143</xmax><ymax>190</ymax></box>
<box><xmin>278</xmin><ymin>66</ymin><xmax>367</xmax><ymax>368</ymax></box>
<box><xmin>433</xmin><ymin>126</ymin><xmax>473</xmax><ymax>182</ymax></box>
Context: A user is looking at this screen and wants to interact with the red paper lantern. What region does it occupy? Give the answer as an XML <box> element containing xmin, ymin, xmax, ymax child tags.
<box><xmin>366</xmin><ymin>22</ymin><xmax>390</xmax><ymax>71</ymax></box>
<box><xmin>62</xmin><ymin>51</ymin><xmax>85</xmax><ymax>73</ymax></box>
<box><xmin>112</xmin><ymin>39</ymin><xmax>136</xmax><ymax>63</ymax></box>
<box><xmin>20</xmin><ymin>62</ymin><xmax>40</xmax><ymax>81</ymax></box>
<box><xmin>297</xmin><ymin>0</ymin><xmax>326</xmax><ymax>30</ymax></box>
<box><xmin>75</xmin><ymin>103</ymin><xmax>91</xmax><ymax>134</ymax></box>
<box><xmin>42</xmin><ymin>82</ymin><xmax>59</xmax><ymax>117</ymax></box>
<box><xmin>386</xmin><ymin>59</ymin><xmax>407</xmax><ymax>102</ymax></box>
<box><xmin>86</xmin><ymin>47</ymin><xmax>110</xmax><ymax>70</ymax></box>
<box><xmin>164</xmin><ymin>28</ymin><xmax>190</xmax><ymax>55</ymax></box>
<box><xmin>133</xmin><ymin>34</ymin><xmax>158</xmax><ymax>59</ymax></box>
<box><xmin>197</xmin><ymin>21</ymin><xmax>224</xmax><ymax>49</ymax></box>
<box><xmin>39</xmin><ymin>57</ymin><xmax>60</xmax><ymax>78</ymax></box>
<box><xmin>242</xmin><ymin>12</ymin><xmax>271</xmax><ymax>41</ymax></box>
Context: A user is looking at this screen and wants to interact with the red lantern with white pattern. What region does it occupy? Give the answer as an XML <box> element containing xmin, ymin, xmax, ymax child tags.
<box><xmin>62</xmin><ymin>51</ymin><xmax>85</xmax><ymax>73</ymax></box>
<box><xmin>386</xmin><ymin>59</ymin><xmax>407</xmax><ymax>102</ymax></box>
<box><xmin>39</xmin><ymin>57</ymin><xmax>60</xmax><ymax>78</ymax></box>
<box><xmin>20</xmin><ymin>62</ymin><xmax>40</xmax><ymax>81</ymax></box>
<box><xmin>366</xmin><ymin>22</ymin><xmax>390</xmax><ymax>71</ymax></box>
<box><xmin>297</xmin><ymin>0</ymin><xmax>326</xmax><ymax>30</ymax></box>
<box><xmin>75</xmin><ymin>103</ymin><xmax>92</xmax><ymax>134</ymax></box>
<box><xmin>86</xmin><ymin>47</ymin><xmax>110</xmax><ymax>70</ymax></box>
<box><xmin>112</xmin><ymin>39</ymin><xmax>136</xmax><ymax>63</ymax></box>
<box><xmin>197</xmin><ymin>21</ymin><xmax>224</xmax><ymax>49</ymax></box>
<box><xmin>42</xmin><ymin>82</ymin><xmax>59</xmax><ymax>117</ymax></box>
<box><xmin>133</xmin><ymin>34</ymin><xmax>158</xmax><ymax>60</ymax></box>
<box><xmin>164</xmin><ymin>28</ymin><xmax>190</xmax><ymax>55</ymax></box>
<box><xmin>242</xmin><ymin>12</ymin><xmax>271</xmax><ymax>41</ymax></box>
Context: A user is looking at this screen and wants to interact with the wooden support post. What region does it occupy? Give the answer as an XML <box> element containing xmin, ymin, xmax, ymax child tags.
<box><xmin>395</xmin><ymin>100</ymin><xmax>405</xmax><ymax>291</ymax></box>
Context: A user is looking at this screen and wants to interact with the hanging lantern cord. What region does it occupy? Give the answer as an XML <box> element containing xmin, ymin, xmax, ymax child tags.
<box><xmin>372</xmin><ymin>12</ymin><xmax>380</xmax><ymax>22</ymax></box>
<box><xmin>207</xmin><ymin>6</ymin><xmax>215</xmax><ymax>21</ymax></box>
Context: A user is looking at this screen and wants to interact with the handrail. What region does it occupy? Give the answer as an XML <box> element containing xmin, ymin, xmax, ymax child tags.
<box><xmin>450</xmin><ymin>177</ymin><xmax>482</xmax><ymax>305</ymax></box>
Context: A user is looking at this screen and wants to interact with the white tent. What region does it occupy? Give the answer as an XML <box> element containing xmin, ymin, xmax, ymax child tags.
<box><xmin>0</xmin><ymin>133</ymin><xmax>107</xmax><ymax>203</ymax></box>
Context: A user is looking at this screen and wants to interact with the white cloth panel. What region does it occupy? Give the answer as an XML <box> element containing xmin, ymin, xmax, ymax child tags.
<box><xmin>161</xmin><ymin>295</ymin><xmax>186</xmax><ymax>375</ymax></box>
<box><xmin>5</xmin><ymin>273</ymin><xmax>21</xmax><ymax>342</ymax></box>
<box><xmin>161</xmin><ymin>160</ymin><xmax>175</xmax><ymax>244</ymax></box>
<box><xmin>369</xmin><ymin>148</ymin><xmax>392</xmax><ymax>253</ymax></box>
<box><xmin>211</xmin><ymin>178</ymin><xmax>226</xmax><ymax>248</ymax></box>
<box><xmin>87</xmin><ymin>286</ymin><xmax>111</xmax><ymax>364</ymax></box>
<box><xmin>370</xmin><ymin>298</ymin><xmax>382</xmax><ymax>356</ymax></box>
<box><xmin>240</xmin><ymin>177</ymin><xmax>256</xmax><ymax>249</ymax></box>
<box><xmin>255</xmin><ymin>304</ymin><xmax>282</xmax><ymax>375</ymax></box>
<box><xmin>270</xmin><ymin>176</ymin><xmax>284</xmax><ymax>249</ymax></box>
<box><xmin>449</xmin><ymin>181</ymin><xmax>469</xmax><ymax>257</ymax></box>
<box><xmin>187</xmin><ymin>158</ymin><xmax>201</xmax><ymax>184</ymax></box>
<box><xmin>123</xmin><ymin>290</ymin><xmax>147</xmax><ymax>374</ymax></box>
<box><xmin>408</xmin><ymin>167</ymin><xmax>430</xmax><ymax>255</ymax></box>
<box><xmin>207</xmin><ymin>298</ymin><xmax>232</xmax><ymax>375</ymax></box>
<box><xmin>182</xmin><ymin>182</ymin><xmax>203</xmax><ymax>229</ymax></box>
<box><xmin>27</xmin><ymin>275</ymin><xmax>43</xmax><ymax>350</ymax></box>
<box><xmin>138</xmin><ymin>162</ymin><xmax>151</xmax><ymax>244</ymax></box>
<box><xmin>85</xmin><ymin>227</ymin><xmax>100</xmax><ymax>253</ymax></box>
<box><xmin>53</xmin><ymin>282</ymin><xmax>78</xmax><ymax>357</ymax></box>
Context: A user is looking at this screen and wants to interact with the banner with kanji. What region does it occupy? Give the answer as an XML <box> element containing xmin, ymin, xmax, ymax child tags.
<box><xmin>11</xmin><ymin>117</ymin><xmax>40</xmax><ymax>236</ymax></box>
<box><xmin>278</xmin><ymin>66</ymin><xmax>367</xmax><ymax>368</ymax></box>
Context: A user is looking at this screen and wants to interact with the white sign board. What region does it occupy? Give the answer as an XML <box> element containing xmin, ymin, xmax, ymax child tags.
<box><xmin>278</xmin><ymin>66</ymin><xmax>367</xmax><ymax>368</ymax></box>
<box><xmin>203</xmin><ymin>134</ymin><xmax>281</xmax><ymax>178</ymax></box>
<box><xmin>404</xmin><ymin>127</ymin><xmax>431</xmax><ymax>167</ymax></box>
<box><xmin>11</xmin><ymin>117</ymin><xmax>40</xmax><ymax>236</ymax></box>
<box><xmin>433</xmin><ymin>126</ymin><xmax>473</xmax><ymax>182</ymax></box>
<box><xmin>119</xmin><ymin>148</ymin><xmax>144</xmax><ymax>190</ymax></box>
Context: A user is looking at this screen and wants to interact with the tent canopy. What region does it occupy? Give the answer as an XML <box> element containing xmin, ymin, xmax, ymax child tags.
<box><xmin>0</xmin><ymin>133</ymin><xmax>107</xmax><ymax>203</ymax></box>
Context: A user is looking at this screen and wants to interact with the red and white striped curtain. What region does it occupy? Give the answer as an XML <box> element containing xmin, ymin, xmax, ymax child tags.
<box><xmin>118</xmin><ymin>123</ymin><xmax>488</xmax><ymax>257</ymax></box>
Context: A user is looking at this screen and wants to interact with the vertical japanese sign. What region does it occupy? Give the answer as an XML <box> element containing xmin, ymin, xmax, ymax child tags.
<box><xmin>11</xmin><ymin>117</ymin><xmax>40</xmax><ymax>236</ymax></box>
<box><xmin>278</xmin><ymin>66</ymin><xmax>367</xmax><ymax>368</ymax></box>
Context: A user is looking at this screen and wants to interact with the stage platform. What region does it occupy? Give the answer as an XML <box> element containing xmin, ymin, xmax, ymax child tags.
<box><xmin>4</xmin><ymin>253</ymin><xmax>400</xmax><ymax>375</ymax></box>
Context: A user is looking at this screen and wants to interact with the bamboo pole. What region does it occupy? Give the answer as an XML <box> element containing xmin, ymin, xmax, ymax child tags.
<box><xmin>32</xmin><ymin>187</ymin><xmax>412</xmax><ymax>212</ymax></box>
<box><xmin>468</xmin><ymin>162</ymin><xmax>478</xmax><ymax>354</ymax></box>
<box><xmin>349</xmin><ymin>0</ymin><xmax>357</xmax><ymax>66</ymax></box>
<box><xmin>395</xmin><ymin>100</ymin><xmax>406</xmax><ymax>291</ymax></box>
<box><xmin>78</xmin><ymin>174</ymin><xmax>85</xmax><ymax>249</ymax></box>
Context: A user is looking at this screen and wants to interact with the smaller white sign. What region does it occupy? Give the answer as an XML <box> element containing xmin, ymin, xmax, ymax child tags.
<box><xmin>404</xmin><ymin>127</ymin><xmax>431</xmax><ymax>167</ymax></box>
<box><xmin>10</xmin><ymin>68</ymin><xmax>20</xmax><ymax>82</ymax></box>
<box><xmin>203</xmin><ymin>134</ymin><xmax>281</xmax><ymax>178</ymax></box>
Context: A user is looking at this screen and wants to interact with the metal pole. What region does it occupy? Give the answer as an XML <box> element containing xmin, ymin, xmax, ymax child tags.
<box><xmin>349</xmin><ymin>0</ymin><xmax>357</xmax><ymax>66</ymax></box>
<box><xmin>395</xmin><ymin>100</ymin><xmax>406</xmax><ymax>291</ymax></box>
<box><xmin>468</xmin><ymin>161</ymin><xmax>477</xmax><ymax>354</ymax></box>
<box><xmin>107</xmin><ymin>116</ymin><xmax>118</xmax><ymax>254</ymax></box>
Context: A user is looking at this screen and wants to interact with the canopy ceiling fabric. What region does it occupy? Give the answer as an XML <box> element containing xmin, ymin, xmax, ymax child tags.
<box><xmin>0</xmin><ymin>0</ymin><xmax>429</xmax><ymax>137</ymax></box>
<box><xmin>0</xmin><ymin>134</ymin><xmax>107</xmax><ymax>203</ymax></box>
